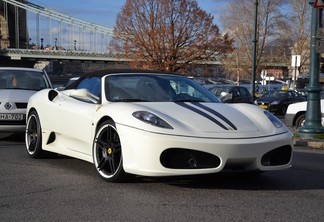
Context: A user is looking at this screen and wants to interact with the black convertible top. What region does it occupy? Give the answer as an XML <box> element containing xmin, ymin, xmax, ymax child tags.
<box><xmin>65</xmin><ymin>69</ymin><xmax>178</xmax><ymax>90</ymax></box>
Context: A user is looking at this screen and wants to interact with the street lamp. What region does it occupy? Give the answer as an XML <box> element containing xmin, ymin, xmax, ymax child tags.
<box><xmin>298</xmin><ymin>0</ymin><xmax>324</xmax><ymax>137</ymax></box>
<box><xmin>54</xmin><ymin>38</ymin><xmax>57</xmax><ymax>50</ymax></box>
<box><xmin>25</xmin><ymin>38</ymin><xmax>31</xmax><ymax>49</ymax></box>
<box><xmin>250</xmin><ymin>0</ymin><xmax>258</xmax><ymax>99</ymax></box>
<box><xmin>40</xmin><ymin>38</ymin><xmax>44</xmax><ymax>49</ymax></box>
<box><xmin>74</xmin><ymin>40</ymin><xmax>77</xmax><ymax>51</ymax></box>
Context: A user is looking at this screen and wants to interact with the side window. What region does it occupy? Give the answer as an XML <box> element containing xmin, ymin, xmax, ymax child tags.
<box><xmin>232</xmin><ymin>88</ymin><xmax>240</xmax><ymax>97</ymax></box>
<box><xmin>76</xmin><ymin>77</ymin><xmax>101</xmax><ymax>97</ymax></box>
<box><xmin>239</xmin><ymin>88</ymin><xmax>247</xmax><ymax>96</ymax></box>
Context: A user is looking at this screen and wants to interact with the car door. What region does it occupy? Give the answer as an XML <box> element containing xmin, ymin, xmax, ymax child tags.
<box><xmin>231</xmin><ymin>87</ymin><xmax>241</xmax><ymax>103</ymax></box>
<box><xmin>238</xmin><ymin>87</ymin><xmax>253</xmax><ymax>103</ymax></box>
<box><xmin>52</xmin><ymin>77</ymin><xmax>101</xmax><ymax>155</ymax></box>
<box><xmin>56</xmin><ymin>94</ymin><xmax>97</xmax><ymax>154</ymax></box>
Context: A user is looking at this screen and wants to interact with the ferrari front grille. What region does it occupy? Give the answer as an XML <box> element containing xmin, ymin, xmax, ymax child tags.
<box><xmin>160</xmin><ymin>148</ymin><xmax>221</xmax><ymax>169</ymax></box>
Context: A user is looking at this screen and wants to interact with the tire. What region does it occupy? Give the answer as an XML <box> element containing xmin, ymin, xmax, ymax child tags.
<box><xmin>93</xmin><ymin>120</ymin><xmax>129</xmax><ymax>182</ymax></box>
<box><xmin>295</xmin><ymin>113</ymin><xmax>306</xmax><ymax>129</ymax></box>
<box><xmin>25</xmin><ymin>110</ymin><xmax>45</xmax><ymax>158</ymax></box>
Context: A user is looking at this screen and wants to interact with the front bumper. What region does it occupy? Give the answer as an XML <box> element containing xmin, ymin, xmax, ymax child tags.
<box><xmin>118</xmin><ymin>125</ymin><xmax>293</xmax><ymax>177</ymax></box>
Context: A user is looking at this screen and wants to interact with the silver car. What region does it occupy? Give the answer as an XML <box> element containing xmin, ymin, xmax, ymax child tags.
<box><xmin>0</xmin><ymin>67</ymin><xmax>52</xmax><ymax>133</ymax></box>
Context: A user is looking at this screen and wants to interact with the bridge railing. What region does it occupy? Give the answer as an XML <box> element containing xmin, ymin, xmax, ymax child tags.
<box><xmin>0</xmin><ymin>48</ymin><xmax>132</xmax><ymax>62</ymax></box>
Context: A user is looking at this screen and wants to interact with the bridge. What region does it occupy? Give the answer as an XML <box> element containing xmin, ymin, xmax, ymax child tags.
<box><xmin>0</xmin><ymin>0</ymin><xmax>120</xmax><ymax>64</ymax></box>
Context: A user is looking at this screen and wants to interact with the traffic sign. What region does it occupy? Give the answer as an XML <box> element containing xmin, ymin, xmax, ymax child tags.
<box><xmin>314</xmin><ymin>0</ymin><xmax>324</xmax><ymax>8</ymax></box>
<box><xmin>291</xmin><ymin>55</ymin><xmax>301</xmax><ymax>67</ymax></box>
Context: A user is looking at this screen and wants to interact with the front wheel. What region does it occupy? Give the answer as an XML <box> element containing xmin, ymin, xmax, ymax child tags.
<box><xmin>25</xmin><ymin>110</ymin><xmax>44</xmax><ymax>158</ymax></box>
<box><xmin>93</xmin><ymin>120</ymin><xmax>129</xmax><ymax>182</ymax></box>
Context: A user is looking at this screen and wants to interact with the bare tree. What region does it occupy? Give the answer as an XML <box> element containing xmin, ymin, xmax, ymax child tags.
<box><xmin>112</xmin><ymin>0</ymin><xmax>232</xmax><ymax>73</ymax></box>
<box><xmin>221</xmin><ymin>0</ymin><xmax>287</xmax><ymax>81</ymax></box>
<box><xmin>283</xmin><ymin>0</ymin><xmax>311</xmax><ymax>74</ymax></box>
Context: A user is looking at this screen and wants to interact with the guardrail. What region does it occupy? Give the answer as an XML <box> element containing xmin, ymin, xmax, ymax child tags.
<box><xmin>0</xmin><ymin>48</ymin><xmax>130</xmax><ymax>62</ymax></box>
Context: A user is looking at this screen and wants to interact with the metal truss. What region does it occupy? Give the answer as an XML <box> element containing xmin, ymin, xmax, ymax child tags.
<box><xmin>2</xmin><ymin>0</ymin><xmax>114</xmax><ymax>36</ymax></box>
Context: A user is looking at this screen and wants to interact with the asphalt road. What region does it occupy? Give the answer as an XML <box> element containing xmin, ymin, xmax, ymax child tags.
<box><xmin>0</xmin><ymin>133</ymin><xmax>324</xmax><ymax>222</ymax></box>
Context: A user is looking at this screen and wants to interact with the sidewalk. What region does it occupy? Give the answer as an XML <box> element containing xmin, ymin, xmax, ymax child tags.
<box><xmin>286</xmin><ymin>125</ymin><xmax>324</xmax><ymax>149</ymax></box>
<box><xmin>294</xmin><ymin>137</ymin><xmax>324</xmax><ymax>149</ymax></box>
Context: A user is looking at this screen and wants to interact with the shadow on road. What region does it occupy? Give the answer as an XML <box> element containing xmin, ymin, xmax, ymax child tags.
<box><xmin>0</xmin><ymin>133</ymin><xmax>25</xmax><ymax>142</ymax></box>
<box><xmin>141</xmin><ymin>167</ymin><xmax>324</xmax><ymax>191</ymax></box>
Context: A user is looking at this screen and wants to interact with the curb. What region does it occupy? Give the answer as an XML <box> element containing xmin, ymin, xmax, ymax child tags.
<box><xmin>293</xmin><ymin>138</ymin><xmax>324</xmax><ymax>149</ymax></box>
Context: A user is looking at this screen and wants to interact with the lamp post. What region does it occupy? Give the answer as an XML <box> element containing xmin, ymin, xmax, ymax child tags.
<box><xmin>40</xmin><ymin>38</ymin><xmax>44</xmax><ymax>49</ymax></box>
<box><xmin>250</xmin><ymin>0</ymin><xmax>258</xmax><ymax>100</ymax></box>
<box><xmin>54</xmin><ymin>38</ymin><xmax>57</xmax><ymax>50</ymax></box>
<box><xmin>74</xmin><ymin>40</ymin><xmax>77</xmax><ymax>51</ymax></box>
<box><xmin>298</xmin><ymin>0</ymin><xmax>324</xmax><ymax>137</ymax></box>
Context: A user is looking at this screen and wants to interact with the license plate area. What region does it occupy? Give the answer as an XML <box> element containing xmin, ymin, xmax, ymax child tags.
<box><xmin>0</xmin><ymin>113</ymin><xmax>24</xmax><ymax>121</ymax></box>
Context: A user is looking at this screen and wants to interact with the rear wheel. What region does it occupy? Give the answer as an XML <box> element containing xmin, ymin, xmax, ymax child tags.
<box><xmin>25</xmin><ymin>110</ymin><xmax>44</xmax><ymax>158</ymax></box>
<box><xmin>93</xmin><ymin>120</ymin><xmax>129</xmax><ymax>182</ymax></box>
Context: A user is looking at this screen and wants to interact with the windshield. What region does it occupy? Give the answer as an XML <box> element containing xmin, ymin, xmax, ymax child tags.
<box><xmin>261</xmin><ymin>90</ymin><xmax>286</xmax><ymax>98</ymax></box>
<box><xmin>0</xmin><ymin>69</ymin><xmax>51</xmax><ymax>91</ymax></box>
<box><xmin>105</xmin><ymin>74</ymin><xmax>220</xmax><ymax>102</ymax></box>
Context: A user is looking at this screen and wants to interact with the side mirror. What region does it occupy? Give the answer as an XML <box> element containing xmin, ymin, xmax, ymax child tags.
<box><xmin>70</xmin><ymin>89</ymin><xmax>99</xmax><ymax>103</ymax></box>
<box><xmin>219</xmin><ymin>91</ymin><xmax>232</xmax><ymax>102</ymax></box>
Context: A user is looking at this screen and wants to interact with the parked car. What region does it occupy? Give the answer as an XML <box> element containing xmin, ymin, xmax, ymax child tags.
<box><xmin>25</xmin><ymin>69</ymin><xmax>293</xmax><ymax>182</ymax></box>
<box><xmin>208</xmin><ymin>85</ymin><xmax>253</xmax><ymax>103</ymax></box>
<box><xmin>254</xmin><ymin>90</ymin><xmax>306</xmax><ymax>115</ymax></box>
<box><xmin>285</xmin><ymin>98</ymin><xmax>324</xmax><ymax>129</ymax></box>
<box><xmin>0</xmin><ymin>67</ymin><xmax>52</xmax><ymax>133</ymax></box>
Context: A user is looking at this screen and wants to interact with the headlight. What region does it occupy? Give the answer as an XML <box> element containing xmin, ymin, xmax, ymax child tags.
<box><xmin>264</xmin><ymin>111</ymin><xmax>282</xmax><ymax>128</ymax></box>
<box><xmin>254</xmin><ymin>100</ymin><xmax>258</xmax><ymax>105</ymax></box>
<box><xmin>271</xmin><ymin>100</ymin><xmax>280</xmax><ymax>105</ymax></box>
<box><xmin>133</xmin><ymin>111</ymin><xmax>173</xmax><ymax>129</ymax></box>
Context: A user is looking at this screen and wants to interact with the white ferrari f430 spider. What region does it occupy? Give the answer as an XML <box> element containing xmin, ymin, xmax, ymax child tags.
<box><xmin>25</xmin><ymin>69</ymin><xmax>293</xmax><ymax>182</ymax></box>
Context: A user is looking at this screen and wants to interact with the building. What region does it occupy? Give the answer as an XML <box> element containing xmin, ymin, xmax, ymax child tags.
<box><xmin>0</xmin><ymin>0</ymin><xmax>28</xmax><ymax>49</ymax></box>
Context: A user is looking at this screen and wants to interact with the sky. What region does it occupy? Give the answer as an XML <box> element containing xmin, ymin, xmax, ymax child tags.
<box><xmin>29</xmin><ymin>0</ymin><xmax>229</xmax><ymax>29</ymax></box>
<box><xmin>23</xmin><ymin>0</ymin><xmax>230</xmax><ymax>50</ymax></box>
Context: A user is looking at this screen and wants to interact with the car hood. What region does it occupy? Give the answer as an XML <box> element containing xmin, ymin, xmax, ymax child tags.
<box><xmin>102</xmin><ymin>102</ymin><xmax>289</xmax><ymax>139</ymax></box>
<box><xmin>0</xmin><ymin>89</ymin><xmax>36</xmax><ymax>102</ymax></box>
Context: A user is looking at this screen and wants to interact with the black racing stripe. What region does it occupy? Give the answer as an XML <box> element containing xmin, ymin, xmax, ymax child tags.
<box><xmin>192</xmin><ymin>102</ymin><xmax>237</xmax><ymax>130</ymax></box>
<box><xmin>175</xmin><ymin>102</ymin><xmax>228</xmax><ymax>130</ymax></box>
